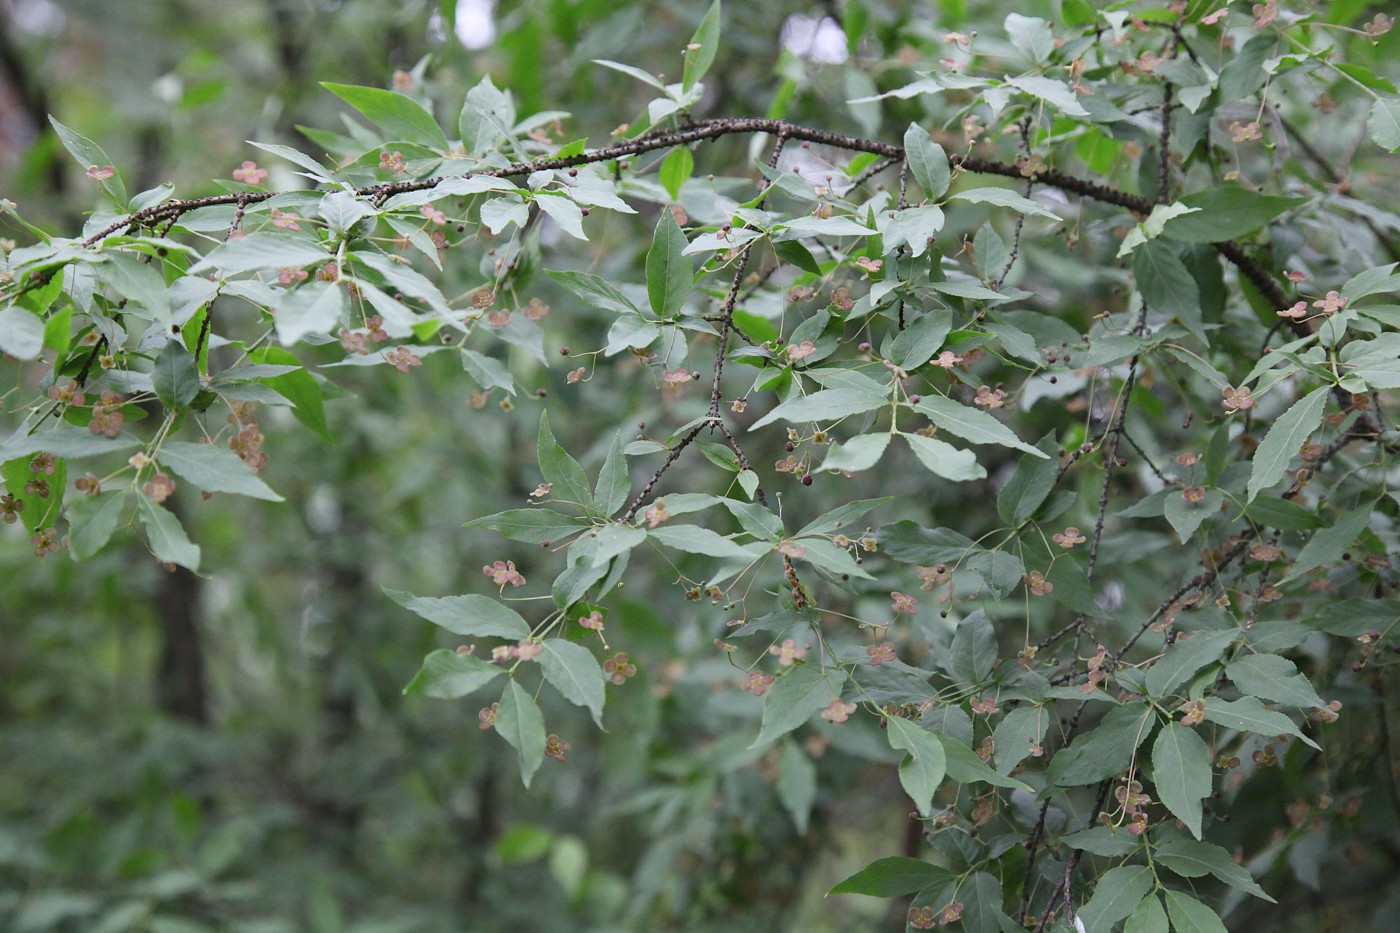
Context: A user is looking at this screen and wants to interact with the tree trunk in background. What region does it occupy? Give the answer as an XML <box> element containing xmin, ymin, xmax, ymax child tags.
<box><xmin>153</xmin><ymin>562</ymin><xmax>208</xmax><ymax>724</ymax></box>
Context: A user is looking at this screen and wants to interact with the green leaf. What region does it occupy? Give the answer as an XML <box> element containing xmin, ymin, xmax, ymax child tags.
<box><xmin>1203</xmin><ymin>696</ymin><xmax>1318</xmax><ymax>749</ymax></box>
<box><xmin>529</xmin><ymin>192</ymin><xmax>584</xmax><ymax>239</ymax></box>
<box><xmin>1004</xmin><ymin>75</ymin><xmax>1089</xmax><ymax>117</ymax></box>
<box><xmin>49</xmin><ymin>116</ymin><xmax>126</xmax><ymax>206</ymax></box>
<box><xmin>603</xmin><ymin>314</ymin><xmax>660</xmax><ymax>356</ymax></box>
<box><xmin>934</xmin><ymin>732</ymin><xmax>1032</xmax><ymax>791</ymax></box>
<box><xmin>682</xmin><ymin>0</ymin><xmax>722</xmax><ymax>93</ymax></box>
<box><xmin>972</xmin><ymin>222</ymin><xmax>1010</xmax><ymax>281</ymax></box>
<box><xmin>1340</xmin><ymin>262</ymin><xmax>1400</xmax><ymax>301</ymax></box>
<box><xmin>1216</xmin><ymin>31</ymin><xmax>1273</xmax><ymax>101</ymax></box>
<box><xmin>539</xmin><ymin>638</ymin><xmax>606</xmax><ymax>727</ymax></box>
<box><xmin>738</xmin><ymin>469</ymin><xmax>760</xmax><ymax>499</ymax></box>
<box><xmin>1153</xmin><ymin>836</ymin><xmax>1275</xmax><ymax>901</ymax></box>
<box><xmin>684</xmin><ymin>226</ymin><xmax>763</xmax><ymax>255</ymax></box>
<box><xmin>1145</xmin><ymin>629</ymin><xmax>1236</xmax><ymax>699</ymax></box>
<box><xmin>464</xmin><ymin>509</ymin><xmax>586</xmax><ymax>544</ymax></box>
<box><xmin>1075</xmin><ymin>864</ymin><xmax>1155</xmax><ymax>933</ymax></box>
<box><xmin>842</xmin><ymin>0</ymin><xmax>867</xmax><ymax>52</ymax></box>
<box><xmin>1305</xmin><ymin>598</ymin><xmax>1400</xmax><ymax>638</ymax></box>
<box><xmin>967</xmin><ymin>548</ymin><xmax>1025</xmax><ymax>599</ymax></box>
<box><xmin>1162</xmin><ymin>889</ymin><xmax>1228</xmax><ymax>933</ymax></box>
<box><xmin>461</xmin><ymin>348</ymin><xmax>516</xmax><ymax>395</ymax></box>
<box><xmin>658</xmin><ymin>147</ymin><xmax>694</xmax><ymax>201</ymax></box>
<box><xmin>588</xmin><ymin>524</ymin><xmax>647</xmax><ymax>567</ymax></box>
<box><xmin>903</xmin><ymin>124</ymin><xmax>949</xmax><ymax>199</ymax></box>
<box><xmin>1341</xmin><ymin>334</ymin><xmax>1400</xmax><ymax>389</ymax></box>
<box><xmin>1164</xmin><ymin>486</ymin><xmax>1223</xmax><ymax>543</ymax></box>
<box><xmin>1005</xmin><ymin>13</ymin><xmax>1053</xmax><ymax>64</ymax></box>
<box><xmin>1152</xmin><ymin>722</ymin><xmax>1212</xmax><ymax>839</ymax></box>
<box><xmin>878</xmin><ymin>206</ymin><xmax>944</xmax><ymax>257</ymax></box>
<box><xmin>777</xmin><ymin>216</ymin><xmax>877</xmax><ymax>239</ymax></box>
<box><xmin>321</xmin><ymin>82</ymin><xmax>448</xmax><ymax>149</ymax></box>
<box><xmin>1046</xmin><ymin>557</ymin><xmax>1108</xmax><ymax>618</ymax></box>
<box><xmin>1246</xmin><ymin>620</ymin><xmax>1312</xmax><ymax>653</ymax></box>
<box><xmin>545</xmin><ymin>269</ymin><xmax>639</xmax><ymax>316</ymax></box>
<box><xmin>1333</xmin><ymin>63</ymin><xmax>1398</xmax><ymax>94</ymax></box>
<box><xmin>353</xmin><ymin>280</ymin><xmax>417</xmax><ymax>332</ymax></box>
<box><xmin>158</xmin><ymin>441</ymin><xmax>282</xmax><ymax>501</ymax></box>
<box><xmin>879</xmin><ymin>521</ymin><xmax>975</xmax><ymax>565</ymax></box>
<box><xmin>646</xmin><ymin>210</ymin><xmax>693</xmax><ymax>318</ymax></box>
<box><xmin>1226</xmin><ymin>655</ymin><xmax>1326</xmax><ymax>709</ymax></box>
<box><xmin>249</xmin><ymin>346</ymin><xmax>331</xmax><ymax>441</ymax></box>
<box><xmin>592</xmin><ymin>59</ymin><xmax>665</xmax><ymax>91</ymax></box>
<box><xmin>551</xmin><ymin>545</ymin><xmax>613</xmax><ymax>609</ymax></box>
<box><xmin>1133</xmin><ymin>240</ymin><xmax>1203</xmax><ymax>341</ymax></box>
<box><xmin>1247</xmin><ymin>387</ymin><xmax>1328</xmax><ymax>502</ymax></box>
<box><xmin>65</xmin><ymin>491</ymin><xmax>132</xmax><ymax>561</ymax></box>
<box><xmin>889</xmin><ymin>311</ymin><xmax>952</xmax><ymax>371</ymax></box>
<box><xmin>886</xmin><ymin>717</ymin><xmax>947</xmax><ymax>816</ymax></box>
<box><xmin>1123</xmin><ymin>894</ymin><xmax>1168</xmax><ymax>933</ymax></box>
<box><xmin>1245</xmin><ymin>496</ymin><xmax>1321</xmax><ymax>531</ymax></box>
<box><xmin>697</xmin><ymin>439</ymin><xmax>739</xmax><ymax>472</ymax></box>
<box><xmin>189</xmin><ymin>233</ymin><xmax>328</xmax><ymax>275</ymax></box>
<box><xmin>383</xmin><ymin>589</ymin><xmax>532</xmax><ymax>639</ymax></box>
<box><xmin>153</xmin><ymin>341</ymin><xmax>201</xmax><ymax>410</ymax></box>
<box><xmin>749</xmin><ymin>387</ymin><xmax>888</xmax><ymax>431</ymax></box>
<box><xmin>959</xmin><ymin>871</ymin><xmax>1007</xmax><ymax>933</ymax></box>
<box><xmin>1053</xmin><ymin>702</ymin><xmax>1155</xmax><ymax>786</ymax></box>
<box><xmin>790</xmin><ymin>536</ymin><xmax>874</xmax><ymax>579</ymax></box>
<box><xmin>996</xmin><ymin>437</ymin><xmax>1059</xmax><ymax>525</ymax></box>
<box><xmin>719</xmin><ymin>499</ymin><xmax>783</xmax><ymax>540</ymax></box>
<box><xmin>136</xmin><ymin>497</ymin><xmax>200</xmax><ymax>571</ymax></box>
<box><xmin>649</xmin><ymin>524</ymin><xmax>757</xmax><ymax>561</ymax></box>
<box><xmin>459</xmin><ymin>75</ymin><xmax>515</xmax><ymax>152</ymax></box>
<box><xmin>0</xmin><ymin>306</ymin><xmax>45</xmax><ymax>360</ymax></box>
<box><xmin>902</xmin><ymin>432</ymin><xmax>985</xmax><ymax>481</ymax></box>
<box><xmin>317</xmin><ymin>190</ymin><xmax>374</xmax><ymax>235</ymax></box>
<box><xmin>247</xmin><ymin>140</ymin><xmax>335</xmax><ymax>181</ymax></box>
<box><xmin>992</xmin><ymin>706</ymin><xmax>1048</xmax><ymax>775</ymax></box>
<box><xmin>1367</xmin><ymin>98</ymin><xmax>1400</xmax><ymax>151</ymax></box>
<box><xmin>480</xmin><ymin>196</ymin><xmax>529</xmax><ymax>233</ymax></box>
<box><xmin>1160</xmin><ymin>189</ymin><xmax>1306</xmax><ymax>243</ymax></box>
<box><xmin>750</xmin><ymin>664</ymin><xmax>846</xmax><ymax>749</ymax></box>
<box><xmin>1062</xmin><ymin>827</ymin><xmax>1141</xmax><ymax>857</ymax></box>
<box><xmin>773</xmin><ymin>239</ymin><xmax>823</xmax><ymax>275</ymax></box>
<box><xmin>821</xmin><ymin>433</ymin><xmax>892</xmax><ymax>473</ymax></box>
<box><xmin>274</xmin><ymin>282</ymin><xmax>347</xmax><ymax>346</ymax></box>
<box><xmin>351</xmin><ymin>249</ymin><xmax>449</xmax><ymax>314</ymax></box>
<box><xmin>102</xmin><ymin>253</ymin><xmax>170</xmax><ymax>325</ymax></box>
<box><xmin>436</xmin><ymin>174</ymin><xmax>525</xmax><ymax>197</ymax></box>
<box><xmin>1284</xmin><ymin>502</ymin><xmax>1374</xmax><ymax>582</ymax></box>
<box><xmin>912</xmin><ymin>395</ymin><xmax>1047</xmax><ymax>457</ymax></box>
<box><xmin>538</xmin><ymin>412</ymin><xmax>594</xmax><ymax>510</ymax></box>
<box><xmin>949</xmin><ymin>612</ymin><xmax>997</xmax><ymax>684</ymax></box>
<box><xmin>795</xmin><ymin>497</ymin><xmax>891</xmax><ymax>537</ymax></box>
<box><xmin>2</xmin><ymin>448</ymin><xmax>65</xmax><ymax>535</ymax></box>
<box><xmin>950</xmin><ymin>186</ymin><xmax>1062</xmax><ymax>220</ymax></box>
<box><xmin>829</xmin><ymin>857</ymin><xmax>951</xmax><ymax>897</ymax></box>
<box><xmin>777</xmin><ymin>741</ymin><xmax>817</xmax><ymax>833</ymax></box>
<box><xmin>593</xmin><ymin>432</ymin><xmax>631</xmax><ymax>518</ymax></box>
<box><xmin>403</xmin><ymin>650</ymin><xmax>504</xmax><ymax>699</ymax></box>
<box><xmin>0</xmin><ymin>425</ymin><xmax>140</xmax><ymax>462</ymax></box>
<box><xmin>847</xmin><ymin>77</ymin><xmax>943</xmax><ymax>104</ymax></box>
<box><xmin>495</xmin><ymin>680</ymin><xmax>547</xmax><ymax>787</ymax></box>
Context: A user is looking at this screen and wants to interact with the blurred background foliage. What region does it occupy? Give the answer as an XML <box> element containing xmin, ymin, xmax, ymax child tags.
<box><xmin>0</xmin><ymin>2</ymin><xmax>938</xmax><ymax>930</ymax></box>
<box><xmin>2</xmin><ymin>0</ymin><xmax>1399</xmax><ymax>931</ymax></box>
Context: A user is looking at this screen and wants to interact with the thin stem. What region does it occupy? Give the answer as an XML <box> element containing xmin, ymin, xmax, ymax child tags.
<box><xmin>621</xmin><ymin>422</ymin><xmax>706</xmax><ymax>524</ymax></box>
